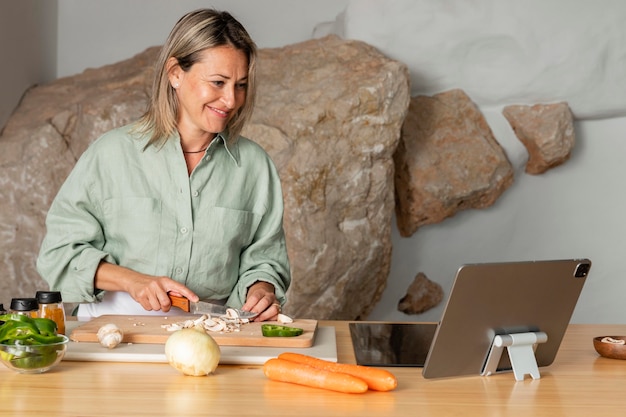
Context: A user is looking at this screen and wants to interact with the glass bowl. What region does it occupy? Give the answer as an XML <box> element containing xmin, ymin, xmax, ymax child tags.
<box><xmin>0</xmin><ymin>335</ymin><xmax>69</xmax><ymax>374</ymax></box>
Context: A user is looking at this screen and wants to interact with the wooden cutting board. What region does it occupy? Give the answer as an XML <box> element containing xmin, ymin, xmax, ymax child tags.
<box><xmin>70</xmin><ymin>315</ymin><xmax>317</xmax><ymax>348</ymax></box>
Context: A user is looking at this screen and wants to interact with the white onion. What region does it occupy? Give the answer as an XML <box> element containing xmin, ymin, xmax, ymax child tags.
<box><xmin>164</xmin><ymin>325</ymin><xmax>221</xmax><ymax>376</ymax></box>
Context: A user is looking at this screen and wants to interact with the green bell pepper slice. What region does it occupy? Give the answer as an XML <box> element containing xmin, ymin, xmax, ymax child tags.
<box><xmin>0</xmin><ymin>315</ymin><xmax>63</xmax><ymax>345</ymax></box>
<box><xmin>33</xmin><ymin>317</ymin><xmax>58</xmax><ymax>336</ymax></box>
<box><xmin>0</xmin><ymin>313</ymin><xmax>36</xmax><ymax>324</ymax></box>
<box><xmin>0</xmin><ymin>320</ymin><xmax>39</xmax><ymax>343</ymax></box>
<box><xmin>261</xmin><ymin>324</ymin><xmax>304</xmax><ymax>337</ymax></box>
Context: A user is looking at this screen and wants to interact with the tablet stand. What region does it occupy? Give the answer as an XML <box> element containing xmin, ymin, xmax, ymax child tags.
<box><xmin>481</xmin><ymin>331</ymin><xmax>548</xmax><ymax>381</ymax></box>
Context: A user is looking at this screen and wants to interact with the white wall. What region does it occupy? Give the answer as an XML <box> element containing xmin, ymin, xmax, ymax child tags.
<box><xmin>2</xmin><ymin>0</ymin><xmax>624</xmax><ymax>324</ymax></box>
<box><xmin>0</xmin><ymin>0</ymin><xmax>57</xmax><ymax>129</ymax></box>
<box><xmin>56</xmin><ymin>0</ymin><xmax>349</xmax><ymax>77</ymax></box>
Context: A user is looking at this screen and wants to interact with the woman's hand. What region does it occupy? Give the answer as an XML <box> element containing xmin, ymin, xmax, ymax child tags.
<box><xmin>127</xmin><ymin>275</ymin><xmax>198</xmax><ymax>313</ymax></box>
<box><xmin>94</xmin><ymin>261</ymin><xmax>198</xmax><ymax>313</ymax></box>
<box><xmin>242</xmin><ymin>281</ymin><xmax>281</xmax><ymax>322</ymax></box>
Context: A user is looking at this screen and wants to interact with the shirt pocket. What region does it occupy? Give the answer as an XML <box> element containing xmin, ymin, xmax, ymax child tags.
<box><xmin>101</xmin><ymin>197</ymin><xmax>162</xmax><ymax>270</ymax></box>
<box><xmin>202</xmin><ymin>206</ymin><xmax>261</xmax><ymax>252</ymax></box>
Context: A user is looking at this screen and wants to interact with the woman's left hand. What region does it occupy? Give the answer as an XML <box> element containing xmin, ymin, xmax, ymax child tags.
<box><xmin>242</xmin><ymin>281</ymin><xmax>281</xmax><ymax>322</ymax></box>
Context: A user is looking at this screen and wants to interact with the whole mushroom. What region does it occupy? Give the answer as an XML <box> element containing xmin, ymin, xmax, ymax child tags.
<box><xmin>97</xmin><ymin>323</ymin><xmax>124</xmax><ymax>349</ymax></box>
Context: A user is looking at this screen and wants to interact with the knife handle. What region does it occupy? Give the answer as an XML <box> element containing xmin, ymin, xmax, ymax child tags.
<box><xmin>168</xmin><ymin>293</ymin><xmax>191</xmax><ymax>312</ymax></box>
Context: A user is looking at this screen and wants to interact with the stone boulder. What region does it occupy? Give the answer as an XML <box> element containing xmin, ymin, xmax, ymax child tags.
<box><xmin>503</xmin><ymin>102</ymin><xmax>575</xmax><ymax>174</ymax></box>
<box><xmin>0</xmin><ymin>35</ymin><xmax>411</xmax><ymax>320</ymax></box>
<box><xmin>397</xmin><ymin>272</ymin><xmax>443</xmax><ymax>315</ymax></box>
<box><xmin>394</xmin><ymin>89</ymin><xmax>514</xmax><ymax>237</ymax></box>
<box><xmin>246</xmin><ymin>36</ymin><xmax>410</xmax><ymax>319</ymax></box>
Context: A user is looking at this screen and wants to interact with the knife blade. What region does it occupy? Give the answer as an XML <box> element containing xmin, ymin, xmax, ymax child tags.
<box><xmin>168</xmin><ymin>294</ymin><xmax>258</xmax><ymax>319</ymax></box>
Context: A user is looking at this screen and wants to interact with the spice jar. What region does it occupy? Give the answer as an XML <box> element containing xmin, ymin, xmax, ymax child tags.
<box><xmin>36</xmin><ymin>291</ymin><xmax>66</xmax><ymax>335</ymax></box>
<box><xmin>0</xmin><ymin>303</ymin><xmax>6</xmax><ymax>314</ymax></box>
<box><xmin>10</xmin><ymin>298</ymin><xmax>39</xmax><ymax>317</ymax></box>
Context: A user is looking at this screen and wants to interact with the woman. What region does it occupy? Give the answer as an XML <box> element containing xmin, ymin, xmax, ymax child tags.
<box><xmin>36</xmin><ymin>9</ymin><xmax>290</xmax><ymax>321</ymax></box>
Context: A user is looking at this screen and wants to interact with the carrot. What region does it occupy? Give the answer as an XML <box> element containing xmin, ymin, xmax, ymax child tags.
<box><xmin>263</xmin><ymin>358</ymin><xmax>368</xmax><ymax>394</ymax></box>
<box><xmin>278</xmin><ymin>352</ymin><xmax>398</xmax><ymax>392</ymax></box>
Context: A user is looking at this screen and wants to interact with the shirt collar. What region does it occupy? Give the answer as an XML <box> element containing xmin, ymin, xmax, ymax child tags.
<box><xmin>165</xmin><ymin>130</ymin><xmax>240</xmax><ymax>166</ymax></box>
<box><xmin>212</xmin><ymin>131</ymin><xmax>240</xmax><ymax>166</ymax></box>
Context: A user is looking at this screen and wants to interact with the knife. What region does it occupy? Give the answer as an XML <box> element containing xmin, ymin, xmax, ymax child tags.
<box><xmin>168</xmin><ymin>294</ymin><xmax>258</xmax><ymax>319</ymax></box>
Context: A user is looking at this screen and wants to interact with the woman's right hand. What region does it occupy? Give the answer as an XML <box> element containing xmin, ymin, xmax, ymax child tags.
<box><xmin>94</xmin><ymin>261</ymin><xmax>199</xmax><ymax>313</ymax></box>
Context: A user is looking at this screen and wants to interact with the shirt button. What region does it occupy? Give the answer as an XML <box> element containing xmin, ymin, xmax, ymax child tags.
<box><xmin>192</xmin><ymin>190</ymin><xmax>199</xmax><ymax>197</ymax></box>
<box><xmin>180</xmin><ymin>227</ymin><xmax>188</xmax><ymax>234</ymax></box>
<box><xmin>175</xmin><ymin>267</ymin><xmax>183</xmax><ymax>275</ymax></box>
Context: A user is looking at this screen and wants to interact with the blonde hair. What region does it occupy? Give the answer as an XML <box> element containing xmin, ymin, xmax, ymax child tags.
<box><xmin>136</xmin><ymin>9</ymin><xmax>257</xmax><ymax>147</ymax></box>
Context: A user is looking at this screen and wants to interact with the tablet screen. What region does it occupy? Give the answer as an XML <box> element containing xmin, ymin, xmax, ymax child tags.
<box><xmin>349</xmin><ymin>322</ymin><xmax>437</xmax><ymax>367</ymax></box>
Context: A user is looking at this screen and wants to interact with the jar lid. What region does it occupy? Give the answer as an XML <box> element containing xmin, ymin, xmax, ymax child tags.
<box><xmin>10</xmin><ymin>297</ymin><xmax>39</xmax><ymax>311</ymax></box>
<box><xmin>35</xmin><ymin>291</ymin><xmax>63</xmax><ymax>304</ymax></box>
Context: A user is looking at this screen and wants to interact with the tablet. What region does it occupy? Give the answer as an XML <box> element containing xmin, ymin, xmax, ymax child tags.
<box><xmin>422</xmin><ymin>258</ymin><xmax>591</xmax><ymax>379</ymax></box>
<box><xmin>349</xmin><ymin>322</ymin><xmax>437</xmax><ymax>366</ymax></box>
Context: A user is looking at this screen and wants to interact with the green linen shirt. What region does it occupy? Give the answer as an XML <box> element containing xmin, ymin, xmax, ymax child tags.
<box><xmin>36</xmin><ymin>124</ymin><xmax>291</xmax><ymax>310</ymax></box>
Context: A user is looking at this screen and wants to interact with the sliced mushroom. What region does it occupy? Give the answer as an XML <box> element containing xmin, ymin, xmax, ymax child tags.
<box><xmin>224</xmin><ymin>308</ymin><xmax>240</xmax><ymax>319</ymax></box>
<box><xmin>601</xmin><ymin>336</ymin><xmax>625</xmax><ymax>345</ymax></box>
<box><xmin>205</xmin><ymin>321</ymin><xmax>226</xmax><ymax>332</ymax></box>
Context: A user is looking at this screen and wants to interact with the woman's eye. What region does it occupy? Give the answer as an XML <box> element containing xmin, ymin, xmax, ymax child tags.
<box><xmin>236</xmin><ymin>83</ymin><xmax>247</xmax><ymax>90</ymax></box>
<box><xmin>212</xmin><ymin>80</ymin><xmax>225</xmax><ymax>87</ymax></box>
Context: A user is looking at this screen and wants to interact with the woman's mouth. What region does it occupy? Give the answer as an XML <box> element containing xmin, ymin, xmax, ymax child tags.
<box><xmin>209</xmin><ymin>106</ymin><xmax>229</xmax><ymax>118</ymax></box>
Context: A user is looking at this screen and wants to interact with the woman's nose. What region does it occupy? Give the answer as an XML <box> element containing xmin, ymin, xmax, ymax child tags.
<box><xmin>221</xmin><ymin>86</ymin><xmax>236</xmax><ymax>109</ymax></box>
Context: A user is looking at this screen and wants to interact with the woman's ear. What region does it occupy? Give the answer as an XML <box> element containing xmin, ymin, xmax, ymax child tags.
<box><xmin>166</xmin><ymin>57</ymin><xmax>182</xmax><ymax>88</ymax></box>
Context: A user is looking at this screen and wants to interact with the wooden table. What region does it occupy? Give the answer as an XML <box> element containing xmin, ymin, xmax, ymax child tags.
<box><xmin>1</xmin><ymin>322</ymin><xmax>625</xmax><ymax>416</ymax></box>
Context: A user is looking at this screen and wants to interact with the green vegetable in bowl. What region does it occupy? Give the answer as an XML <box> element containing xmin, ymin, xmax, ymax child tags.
<box><xmin>6</xmin><ymin>344</ymin><xmax>62</xmax><ymax>369</ymax></box>
<box><xmin>0</xmin><ymin>314</ymin><xmax>66</xmax><ymax>370</ymax></box>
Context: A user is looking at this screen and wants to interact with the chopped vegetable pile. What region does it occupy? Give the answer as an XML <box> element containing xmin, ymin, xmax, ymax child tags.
<box><xmin>161</xmin><ymin>311</ymin><xmax>248</xmax><ymax>334</ymax></box>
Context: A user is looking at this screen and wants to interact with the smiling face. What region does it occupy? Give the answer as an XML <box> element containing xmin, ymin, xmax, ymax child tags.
<box><xmin>168</xmin><ymin>45</ymin><xmax>249</xmax><ymax>143</ymax></box>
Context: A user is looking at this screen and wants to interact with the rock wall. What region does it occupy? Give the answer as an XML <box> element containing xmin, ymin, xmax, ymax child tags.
<box><xmin>0</xmin><ymin>33</ymin><xmax>576</xmax><ymax>319</ymax></box>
